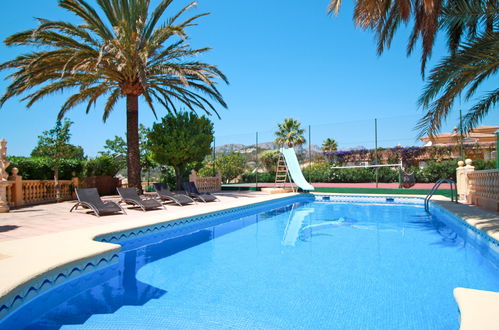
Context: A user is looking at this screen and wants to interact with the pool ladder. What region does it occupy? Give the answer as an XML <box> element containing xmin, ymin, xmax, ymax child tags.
<box><xmin>424</xmin><ymin>178</ymin><xmax>458</xmax><ymax>211</ymax></box>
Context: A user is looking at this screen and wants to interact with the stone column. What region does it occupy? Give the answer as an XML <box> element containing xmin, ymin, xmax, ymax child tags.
<box><xmin>456</xmin><ymin>161</ymin><xmax>466</xmax><ymax>201</ymax></box>
<box><xmin>463</xmin><ymin>159</ymin><xmax>475</xmax><ymax>204</ymax></box>
<box><xmin>456</xmin><ymin>159</ymin><xmax>475</xmax><ymax>202</ymax></box>
<box><xmin>8</xmin><ymin>168</ymin><xmax>23</xmax><ymax>207</ymax></box>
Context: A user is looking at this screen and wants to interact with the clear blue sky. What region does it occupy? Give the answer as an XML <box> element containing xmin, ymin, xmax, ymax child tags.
<box><xmin>0</xmin><ymin>0</ymin><xmax>497</xmax><ymax>156</ymax></box>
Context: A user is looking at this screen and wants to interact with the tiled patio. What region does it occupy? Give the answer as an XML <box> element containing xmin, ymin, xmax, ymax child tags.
<box><xmin>0</xmin><ymin>191</ymin><xmax>276</xmax><ymax>242</ymax></box>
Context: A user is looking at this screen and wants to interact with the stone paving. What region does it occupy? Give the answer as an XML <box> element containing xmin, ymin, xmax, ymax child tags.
<box><xmin>0</xmin><ymin>191</ymin><xmax>273</xmax><ymax>242</ymax></box>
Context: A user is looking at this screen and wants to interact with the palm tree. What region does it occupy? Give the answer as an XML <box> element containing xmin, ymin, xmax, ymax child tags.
<box><xmin>275</xmin><ymin>118</ymin><xmax>306</xmax><ymax>148</ymax></box>
<box><xmin>322</xmin><ymin>137</ymin><xmax>338</xmax><ymax>163</ymax></box>
<box><xmin>329</xmin><ymin>0</ymin><xmax>497</xmax><ymax>136</ymax></box>
<box><xmin>0</xmin><ymin>0</ymin><xmax>228</xmax><ymax>192</ymax></box>
<box><xmin>321</xmin><ymin>138</ymin><xmax>338</xmax><ymax>153</ymax></box>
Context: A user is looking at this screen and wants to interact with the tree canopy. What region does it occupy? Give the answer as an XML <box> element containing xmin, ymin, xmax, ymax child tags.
<box><xmin>31</xmin><ymin>118</ymin><xmax>84</xmax><ymax>160</ymax></box>
<box><xmin>215</xmin><ymin>152</ymin><xmax>246</xmax><ymax>183</ymax></box>
<box><xmin>100</xmin><ymin>124</ymin><xmax>154</xmax><ymax>173</ymax></box>
<box><xmin>148</xmin><ymin>112</ymin><xmax>214</xmax><ymax>189</ymax></box>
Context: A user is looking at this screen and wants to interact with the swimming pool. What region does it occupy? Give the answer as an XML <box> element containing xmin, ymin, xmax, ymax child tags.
<box><xmin>1</xmin><ymin>195</ymin><xmax>498</xmax><ymax>329</ymax></box>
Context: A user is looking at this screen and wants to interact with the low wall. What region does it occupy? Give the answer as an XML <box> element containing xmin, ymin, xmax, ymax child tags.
<box><xmin>468</xmin><ymin>169</ymin><xmax>499</xmax><ymax>212</ymax></box>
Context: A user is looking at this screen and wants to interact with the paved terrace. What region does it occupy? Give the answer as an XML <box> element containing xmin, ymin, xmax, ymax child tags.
<box><xmin>0</xmin><ymin>191</ymin><xmax>498</xmax><ymax>329</ymax></box>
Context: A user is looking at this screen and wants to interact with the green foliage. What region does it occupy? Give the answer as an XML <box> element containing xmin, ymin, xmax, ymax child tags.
<box><xmin>322</xmin><ymin>138</ymin><xmax>338</xmax><ymax>152</ymax></box>
<box><xmin>7</xmin><ymin>157</ymin><xmax>84</xmax><ymax>180</ymax></box>
<box><xmin>303</xmin><ymin>163</ymin><xmax>332</xmax><ymax>182</ymax></box>
<box><xmin>32</xmin><ymin>144</ymin><xmax>84</xmax><ymax>160</ymax></box>
<box><xmin>410</xmin><ymin>160</ymin><xmax>457</xmax><ymax>183</ymax></box>
<box><xmin>148</xmin><ymin>112</ymin><xmax>214</xmax><ymax>189</ymax></box>
<box><xmin>472</xmin><ymin>159</ymin><xmax>495</xmax><ymax>170</ymax></box>
<box><xmin>100</xmin><ymin>124</ymin><xmax>153</xmax><ymax>171</ymax></box>
<box><xmin>241</xmin><ymin>172</ymin><xmax>276</xmax><ymax>183</ymax></box>
<box><xmin>31</xmin><ymin>118</ymin><xmax>82</xmax><ymax>159</ymax></box>
<box><xmin>259</xmin><ymin>149</ymin><xmax>280</xmax><ymax>172</ymax></box>
<box><xmin>84</xmin><ymin>155</ymin><xmax>121</xmax><ymax>177</ymax></box>
<box><xmin>215</xmin><ymin>152</ymin><xmax>246</xmax><ymax>183</ymax></box>
<box><xmin>198</xmin><ymin>165</ymin><xmax>216</xmax><ymax>178</ymax></box>
<box><xmin>275</xmin><ymin>118</ymin><xmax>306</xmax><ymax>147</ymax></box>
<box><xmin>302</xmin><ymin>162</ymin><xmax>400</xmax><ymax>183</ymax></box>
<box><xmin>157</xmin><ymin>165</ymin><xmax>176</xmax><ymax>191</ymax></box>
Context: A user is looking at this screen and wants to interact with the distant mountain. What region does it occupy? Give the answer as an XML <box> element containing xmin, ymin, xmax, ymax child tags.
<box><xmin>215</xmin><ymin>142</ymin><xmax>322</xmax><ymax>154</ymax></box>
<box><xmin>214</xmin><ymin>144</ymin><xmax>245</xmax><ymax>154</ymax></box>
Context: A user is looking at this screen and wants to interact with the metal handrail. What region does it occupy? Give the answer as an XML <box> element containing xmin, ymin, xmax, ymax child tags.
<box><xmin>424</xmin><ymin>178</ymin><xmax>458</xmax><ymax>211</ymax></box>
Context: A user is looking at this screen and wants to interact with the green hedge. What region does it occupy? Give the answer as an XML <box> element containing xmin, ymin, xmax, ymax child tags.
<box><xmin>6</xmin><ymin>155</ymin><xmax>127</xmax><ymax>180</ymax></box>
<box><xmin>7</xmin><ymin>156</ymin><xmax>84</xmax><ymax>180</ymax></box>
<box><xmin>251</xmin><ymin>159</ymin><xmax>497</xmax><ymax>184</ymax></box>
<box><xmin>241</xmin><ymin>172</ymin><xmax>276</xmax><ymax>183</ymax></box>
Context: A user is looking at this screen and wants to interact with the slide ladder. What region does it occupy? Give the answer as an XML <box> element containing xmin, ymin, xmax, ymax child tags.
<box><xmin>274</xmin><ymin>153</ymin><xmax>290</xmax><ymax>189</ymax></box>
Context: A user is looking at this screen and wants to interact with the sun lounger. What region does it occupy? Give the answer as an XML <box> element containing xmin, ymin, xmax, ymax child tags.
<box><xmin>70</xmin><ymin>188</ymin><xmax>126</xmax><ymax>217</ymax></box>
<box><xmin>182</xmin><ymin>182</ymin><xmax>219</xmax><ymax>202</ymax></box>
<box><xmin>117</xmin><ymin>187</ymin><xmax>165</xmax><ymax>211</ymax></box>
<box><xmin>153</xmin><ymin>183</ymin><xmax>196</xmax><ymax>206</ymax></box>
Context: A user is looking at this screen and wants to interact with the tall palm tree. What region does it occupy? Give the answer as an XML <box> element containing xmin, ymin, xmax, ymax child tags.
<box><xmin>321</xmin><ymin>138</ymin><xmax>338</xmax><ymax>153</ymax></box>
<box><xmin>275</xmin><ymin>118</ymin><xmax>306</xmax><ymax>148</ymax></box>
<box><xmin>329</xmin><ymin>0</ymin><xmax>497</xmax><ymax>136</ymax></box>
<box><xmin>0</xmin><ymin>0</ymin><xmax>228</xmax><ymax>191</ymax></box>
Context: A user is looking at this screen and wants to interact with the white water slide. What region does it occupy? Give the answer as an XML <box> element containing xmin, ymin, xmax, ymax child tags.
<box><xmin>280</xmin><ymin>147</ymin><xmax>315</xmax><ymax>191</ymax></box>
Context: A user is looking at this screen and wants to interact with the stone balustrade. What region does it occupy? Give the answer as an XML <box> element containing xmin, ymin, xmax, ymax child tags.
<box><xmin>6</xmin><ymin>171</ymin><xmax>79</xmax><ymax>207</ymax></box>
<box><xmin>468</xmin><ymin>169</ymin><xmax>499</xmax><ymax>212</ymax></box>
<box><xmin>189</xmin><ymin>170</ymin><xmax>221</xmax><ymax>193</ymax></box>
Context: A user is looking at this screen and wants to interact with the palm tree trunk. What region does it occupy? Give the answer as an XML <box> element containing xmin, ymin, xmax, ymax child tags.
<box><xmin>126</xmin><ymin>95</ymin><xmax>142</xmax><ymax>194</ymax></box>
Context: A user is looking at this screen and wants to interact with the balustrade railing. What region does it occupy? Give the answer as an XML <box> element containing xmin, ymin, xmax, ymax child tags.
<box><xmin>21</xmin><ymin>180</ymin><xmax>74</xmax><ymax>205</ymax></box>
<box><xmin>468</xmin><ymin>169</ymin><xmax>499</xmax><ymax>212</ymax></box>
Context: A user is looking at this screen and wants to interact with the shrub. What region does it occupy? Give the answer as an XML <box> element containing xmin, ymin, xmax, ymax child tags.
<box><xmin>472</xmin><ymin>159</ymin><xmax>495</xmax><ymax>170</ymax></box>
<box><xmin>7</xmin><ymin>156</ymin><xmax>84</xmax><ymax>180</ymax></box>
<box><xmin>411</xmin><ymin>160</ymin><xmax>456</xmax><ymax>183</ymax></box>
<box><xmin>241</xmin><ymin>172</ymin><xmax>275</xmax><ymax>183</ymax></box>
<box><xmin>303</xmin><ymin>163</ymin><xmax>331</xmax><ymax>182</ymax></box>
<box><xmin>83</xmin><ymin>155</ymin><xmax>121</xmax><ymax>177</ymax></box>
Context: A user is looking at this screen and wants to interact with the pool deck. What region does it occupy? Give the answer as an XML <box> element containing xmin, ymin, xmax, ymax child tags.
<box><xmin>0</xmin><ymin>191</ymin><xmax>498</xmax><ymax>329</ymax></box>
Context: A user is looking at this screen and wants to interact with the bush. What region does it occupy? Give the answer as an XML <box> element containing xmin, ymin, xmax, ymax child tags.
<box><xmin>472</xmin><ymin>159</ymin><xmax>495</xmax><ymax>170</ymax></box>
<box><xmin>411</xmin><ymin>160</ymin><xmax>456</xmax><ymax>183</ymax></box>
<box><xmin>240</xmin><ymin>172</ymin><xmax>276</xmax><ymax>183</ymax></box>
<box><xmin>304</xmin><ymin>162</ymin><xmax>403</xmax><ymax>183</ymax></box>
<box><xmin>303</xmin><ymin>163</ymin><xmax>331</xmax><ymax>182</ymax></box>
<box><xmin>7</xmin><ymin>156</ymin><xmax>84</xmax><ymax>180</ymax></box>
<box><xmin>83</xmin><ymin>155</ymin><xmax>121</xmax><ymax>177</ymax></box>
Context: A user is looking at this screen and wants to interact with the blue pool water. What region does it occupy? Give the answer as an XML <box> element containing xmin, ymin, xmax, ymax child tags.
<box><xmin>2</xmin><ymin>196</ymin><xmax>499</xmax><ymax>329</ymax></box>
